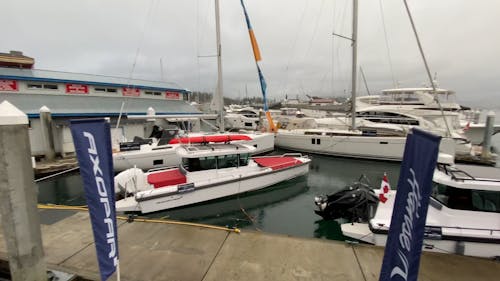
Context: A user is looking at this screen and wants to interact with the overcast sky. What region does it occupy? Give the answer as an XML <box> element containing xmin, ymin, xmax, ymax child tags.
<box><xmin>3</xmin><ymin>0</ymin><xmax>500</xmax><ymax>108</ymax></box>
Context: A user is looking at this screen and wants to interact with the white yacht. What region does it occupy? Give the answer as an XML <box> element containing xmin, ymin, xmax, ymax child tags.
<box><xmin>114</xmin><ymin>143</ymin><xmax>310</xmax><ymax>214</ymax></box>
<box><xmin>357</xmin><ymin>88</ymin><xmax>500</xmax><ymax>144</ymax></box>
<box><xmin>341</xmin><ymin>157</ymin><xmax>500</xmax><ymax>258</ymax></box>
<box><xmin>224</xmin><ymin>106</ymin><xmax>260</xmax><ymax>131</ymax></box>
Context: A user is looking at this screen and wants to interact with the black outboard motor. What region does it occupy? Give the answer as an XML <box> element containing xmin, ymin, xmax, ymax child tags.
<box><xmin>314</xmin><ymin>175</ymin><xmax>379</xmax><ymax>222</ymax></box>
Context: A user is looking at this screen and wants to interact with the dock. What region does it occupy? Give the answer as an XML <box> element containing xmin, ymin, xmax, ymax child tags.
<box><xmin>0</xmin><ymin>209</ymin><xmax>498</xmax><ymax>281</ymax></box>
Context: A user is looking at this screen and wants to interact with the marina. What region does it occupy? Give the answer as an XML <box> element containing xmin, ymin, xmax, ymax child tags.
<box><xmin>2</xmin><ymin>0</ymin><xmax>500</xmax><ymax>280</ymax></box>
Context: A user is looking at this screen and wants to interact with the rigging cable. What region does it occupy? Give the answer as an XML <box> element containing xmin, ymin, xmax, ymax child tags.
<box><xmin>282</xmin><ymin>0</ymin><xmax>310</xmax><ymax>97</ymax></box>
<box><xmin>116</xmin><ymin>0</ymin><xmax>157</xmax><ymax>130</ymax></box>
<box><xmin>379</xmin><ymin>0</ymin><xmax>397</xmax><ymax>88</ymax></box>
<box><xmin>402</xmin><ymin>0</ymin><xmax>452</xmax><ymax>137</ymax></box>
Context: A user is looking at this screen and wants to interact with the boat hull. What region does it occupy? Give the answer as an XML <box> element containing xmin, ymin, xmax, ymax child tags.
<box><xmin>275</xmin><ymin>132</ymin><xmax>406</xmax><ymax>161</ymax></box>
<box><xmin>341</xmin><ymin>222</ymin><xmax>500</xmax><ymax>258</ymax></box>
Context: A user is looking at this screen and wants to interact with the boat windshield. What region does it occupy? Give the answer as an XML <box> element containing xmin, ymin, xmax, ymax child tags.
<box><xmin>182</xmin><ymin>153</ymin><xmax>250</xmax><ymax>172</ymax></box>
<box><xmin>432</xmin><ymin>182</ymin><xmax>500</xmax><ymax>213</ymax></box>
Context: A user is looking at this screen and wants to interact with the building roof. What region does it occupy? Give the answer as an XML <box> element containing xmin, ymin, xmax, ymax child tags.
<box><xmin>1</xmin><ymin>92</ymin><xmax>200</xmax><ymax>118</ymax></box>
<box><xmin>0</xmin><ymin>67</ymin><xmax>188</xmax><ymax>93</ymax></box>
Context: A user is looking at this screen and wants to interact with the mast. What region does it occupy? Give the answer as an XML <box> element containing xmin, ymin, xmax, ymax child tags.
<box><xmin>351</xmin><ymin>0</ymin><xmax>358</xmax><ymax>130</ymax></box>
<box><xmin>215</xmin><ymin>0</ymin><xmax>224</xmax><ymax>132</ymax></box>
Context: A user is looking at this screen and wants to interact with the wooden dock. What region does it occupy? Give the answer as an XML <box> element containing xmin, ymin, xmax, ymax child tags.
<box><xmin>1</xmin><ymin>209</ymin><xmax>499</xmax><ymax>281</ymax></box>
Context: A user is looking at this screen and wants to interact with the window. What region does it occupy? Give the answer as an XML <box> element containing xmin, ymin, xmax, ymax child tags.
<box><xmin>27</xmin><ymin>83</ymin><xmax>58</xmax><ymax>90</ymax></box>
<box><xmin>145</xmin><ymin>91</ymin><xmax>162</xmax><ymax>96</ymax></box>
<box><xmin>432</xmin><ymin>182</ymin><xmax>500</xmax><ymax>213</ymax></box>
<box><xmin>27</xmin><ymin>83</ymin><xmax>43</xmax><ymax>89</ymax></box>
<box><xmin>43</xmin><ymin>84</ymin><xmax>58</xmax><ymax>90</ymax></box>
<box><xmin>94</xmin><ymin>87</ymin><xmax>117</xmax><ymax>93</ymax></box>
<box><xmin>239</xmin><ymin>154</ymin><xmax>249</xmax><ymax>167</ymax></box>
<box><xmin>217</xmin><ymin>154</ymin><xmax>238</xmax><ymax>169</ymax></box>
<box><xmin>312</xmin><ymin>138</ymin><xmax>316</xmax><ymax>144</ymax></box>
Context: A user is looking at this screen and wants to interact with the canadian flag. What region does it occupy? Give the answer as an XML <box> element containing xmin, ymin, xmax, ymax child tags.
<box><xmin>463</xmin><ymin>122</ymin><xmax>471</xmax><ymax>131</ymax></box>
<box><xmin>379</xmin><ymin>173</ymin><xmax>391</xmax><ymax>203</ymax></box>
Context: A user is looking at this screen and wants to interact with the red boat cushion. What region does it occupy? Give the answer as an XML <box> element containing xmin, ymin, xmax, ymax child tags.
<box><xmin>147</xmin><ymin>169</ymin><xmax>187</xmax><ymax>188</ymax></box>
<box><xmin>168</xmin><ymin>134</ymin><xmax>252</xmax><ymax>144</ymax></box>
<box><xmin>253</xmin><ymin>157</ymin><xmax>302</xmax><ymax>171</ymax></box>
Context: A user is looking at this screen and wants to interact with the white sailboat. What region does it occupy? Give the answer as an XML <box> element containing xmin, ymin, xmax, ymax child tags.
<box><xmin>112</xmin><ymin>0</ymin><xmax>275</xmax><ymax>172</ymax></box>
<box><xmin>274</xmin><ymin>0</ymin><xmax>463</xmax><ymax>162</ymax></box>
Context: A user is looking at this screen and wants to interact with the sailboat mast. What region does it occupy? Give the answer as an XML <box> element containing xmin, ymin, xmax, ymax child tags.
<box><xmin>351</xmin><ymin>0</ymin><xmax>358</xmax><ymax>130</ymax></box>
<box><xmin>215</xmin><ymin>0</ymin><xmax>224</xmax><ymax>132</ymax></box>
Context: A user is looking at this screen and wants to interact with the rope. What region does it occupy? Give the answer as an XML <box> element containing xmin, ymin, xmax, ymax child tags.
<box><xmin>378</xmin><ymin>0</ymin><xmax>397</xmax><ymax>88</ymax></box>
<box><xmin>402</xmin><ymin>0</ymin><xmax>452</xmax><ymax>137</ymax></box>
<box><xmin>36</xmin><ymin>204</ymin><xmax>240</xmax><ymax>233</ymax></box>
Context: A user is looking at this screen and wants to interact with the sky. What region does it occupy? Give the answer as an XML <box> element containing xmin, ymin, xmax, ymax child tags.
<box><xmin>3</xmin><ymin>0</ymin><xmax>500</xmax><ymax>108</ymax></box>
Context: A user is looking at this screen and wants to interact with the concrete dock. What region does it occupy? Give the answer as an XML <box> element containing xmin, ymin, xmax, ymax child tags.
<box><xmin>0</xmin><ymin>209</ymin><xmax>499</xmax><ymax>281</ymax></box>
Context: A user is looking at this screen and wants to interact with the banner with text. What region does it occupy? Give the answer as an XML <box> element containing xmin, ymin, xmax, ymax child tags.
<box><xmin>70</xmin><ymin>119</ymin><xmax>119</xmax><ymax>281</ymax></box>
<box><xmin>379</xmin><ymin>128</ymin><xmax>441</xmax><ymax>281</ymax></box>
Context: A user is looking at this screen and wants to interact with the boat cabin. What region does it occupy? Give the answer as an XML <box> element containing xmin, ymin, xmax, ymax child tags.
<box><xmin>432</xmin><ymin>164</ymin><xmax>500</xmax><ymax>213</ymax></box>
<box><xmin>179</xmin><ymin>143</ymin><xmax>256</xmax><ymax>172</ymax></box>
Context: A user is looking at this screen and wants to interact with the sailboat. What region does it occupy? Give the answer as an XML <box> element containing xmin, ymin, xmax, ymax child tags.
<box><xmin>274</xmin><ymin>0</ymin><xmax>460</xmax><ymax>162</ymax></box>
<box><xmin>112</xmin><ymin>0</ymin><xmax>275</xmax><ymax>172</ymax></box>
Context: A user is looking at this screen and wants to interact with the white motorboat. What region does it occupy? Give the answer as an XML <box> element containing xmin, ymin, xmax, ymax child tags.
<box><xmin>340</xmin><ymin>157</ymin><xmax>500</xmax><ymax>258</ymax></box>
<box><xmin>224</xmin><ymin>106</ymin><xmax>260</xmax><ymax>131</ymax></box>
<box><xmin>114</xmin><ymin>143</ymin><xmax>310</xmax><ymax>214</ymax></box>
<box><xmin>113</xmin><ymin>128</ymin><xmax>275</xmax><ymax>172</ymax></box>
<box><xmin>357</xmin><ymin>87</ymin><xmax>500</xmax><ymax>144</ymax></box>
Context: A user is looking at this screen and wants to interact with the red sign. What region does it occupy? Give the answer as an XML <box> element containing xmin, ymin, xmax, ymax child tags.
<box><xmin>122</xmin><ymin>87</ymin><xmax>140</xmax><ymax>97</ymax></box>
<box><xmin>66</xmin><ymin>84</ymin><xmax>89</xmax><ymax>94</ymax></box>
<box><xmin>0</xmin><ymin>80</ymin><xmax>18</xmax><ymax>91</ymax></box>
<box><xmin>165</xmin><ymin>91</ymin><xmax>180</xmax><ymax>100</ymax></box>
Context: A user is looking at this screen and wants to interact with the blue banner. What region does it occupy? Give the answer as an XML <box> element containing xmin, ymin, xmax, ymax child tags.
<box><xmin>379</xmin><ymin>128</ymin><xmax>441</xmax><ymax>281</ymax></box>
<box><xmin>70</xmin><ymin>119</ymin><xmax>118</xmax><ymax>281</ymax></box>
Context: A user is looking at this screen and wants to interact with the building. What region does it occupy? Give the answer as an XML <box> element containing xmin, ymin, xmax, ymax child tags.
<box><xmin>0</xmin><ymin>51</ymin><xmax>201</xmax><ymax>157</ymax></box>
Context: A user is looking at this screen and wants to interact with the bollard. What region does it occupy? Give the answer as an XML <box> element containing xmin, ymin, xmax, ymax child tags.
<box><xmin>39</xmin><ymin>106</ymin><xmax>56</xmax><ymax>162</ymax></box>
<box><xmin>481</xmin><ymin>111</ymin><xmax>495</xmax><ymax>159</ymax></box>
<box><xmin>0</xmin><ymin>101</ymin><xmax>47</xmax><ymax>281</ymax></box>
<box><xmin>473</xmin><ymin>110</ymin><xmax>481</xmax><ymax>124</ymax></box>
<box><xmin>145</xmin><ymin>107</ymin><xmax>156</xmax><ymax>137</ymax></box>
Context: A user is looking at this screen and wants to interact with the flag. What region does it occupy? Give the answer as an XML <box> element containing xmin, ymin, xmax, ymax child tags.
<box><xmin>463</xmin><ymin>122</ymin><xmax>470</xmax><ymax>131</ymax></box>
<box><xmin>70</xmin><ymin>119</ymin><xmax>119</xmax><ymax>281</ymax></box>
<box><xmin>379</xmin><ymin>128</ymin><xmax>441</xmax><ymax>281</ymax></box>
<box><xmin>378</xmin><ymin>173</ymin><xmax>391</xmax><ymax>203</ymax></box>
<box><xmin>240</xmin><ymin>0</ymin><xmax>277</xmax><ymax>132</ymax></box>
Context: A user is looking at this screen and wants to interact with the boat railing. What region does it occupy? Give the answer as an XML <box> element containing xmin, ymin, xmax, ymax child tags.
<box><xmin>438</xmin><ymin>163</ymin><xmax>500</xmax><ymax>182</ymax></box>
<box><xmin>251</xmin><ymin>153</ymin><xmax>307</xmax><ymax>158</ymax></box>
<box><xmin>146</xmin><ymin>165</ymin><xmax>179</xmax><ymax>173</ymax></box>
<box><xmin>440</xmin><ymin>225</ymin><xmax>500</xmax><ymax>233</ymax></box>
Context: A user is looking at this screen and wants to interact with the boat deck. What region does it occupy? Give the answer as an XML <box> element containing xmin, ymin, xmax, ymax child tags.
<box><xmin>147</xmin><ymin>169</ymin><xmax>187</xmax><ymax>188</ymax></box>
<box><xmin>253</xmin><ymin>156</ymin><xmax>303</xmax><ymax>170</ymax></box>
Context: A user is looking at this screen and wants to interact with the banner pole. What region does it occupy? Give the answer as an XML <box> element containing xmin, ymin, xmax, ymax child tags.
<box><xmin>116</xmin><ymin>260</ymin><xmax>121</xmax><ymax>281</ymax></box>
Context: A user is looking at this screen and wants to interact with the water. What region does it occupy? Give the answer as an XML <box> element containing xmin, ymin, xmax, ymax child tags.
<box><xmin>36</xmin><ymin>130</ymin><xmax>500</xmax><ymax>242</ymax></box>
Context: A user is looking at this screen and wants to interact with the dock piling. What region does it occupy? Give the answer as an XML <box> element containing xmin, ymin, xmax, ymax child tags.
<box><xmin>481</xmin><ymin>111</ymin><xmax>495</xmax><ymax>159</ymax></box>
<box><xmin>40</xmin><ymin>105</ymin><xmax>56</xmax><ymax>162</ymax></box>
<box><xmin>0</xmin><ymin>101</ymin><xmax>47</xmax><ymax>280</ymax></box>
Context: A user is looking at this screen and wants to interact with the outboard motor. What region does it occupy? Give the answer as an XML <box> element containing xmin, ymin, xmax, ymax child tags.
<box><xmin>314</xmin><ymin>175</ymin><xmax>379</xmax><ymax>222</ymax></box>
